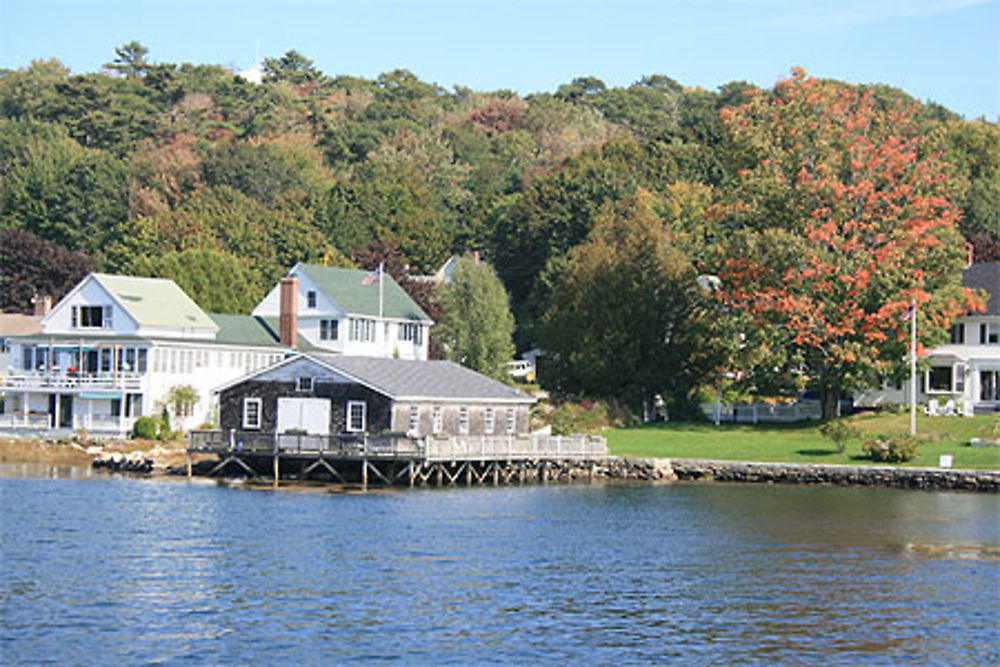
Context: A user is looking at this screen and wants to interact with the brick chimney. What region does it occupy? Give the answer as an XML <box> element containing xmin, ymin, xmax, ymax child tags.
<box><xmin>32</xmin><ymin>295</ymin><xmax>52</xmax><ymax>316</ymax></box>
<box><xmin>279</xmin><ymin>277</ymin><xmax>298</xmax><ymax>348</ymax></box>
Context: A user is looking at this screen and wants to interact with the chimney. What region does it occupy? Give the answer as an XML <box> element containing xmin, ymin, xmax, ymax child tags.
<box><xmin>32</xmin><ymin>295</ymin><xmax>52</xmax><ymax>317</ymax></box>
<box><xmin>279</xmin><ymin>277</ymin><xmax>298</xmax><ymax>348</ymax></box>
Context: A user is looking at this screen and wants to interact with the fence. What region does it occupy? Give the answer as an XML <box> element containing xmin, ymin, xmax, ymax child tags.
<box><xmin>701</xmin><ymin>402</ymin><xmax>823</xmax><ymax>424</ymax></box>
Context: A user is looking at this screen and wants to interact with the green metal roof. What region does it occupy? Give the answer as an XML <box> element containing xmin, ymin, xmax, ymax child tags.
<box><xmin>94</xmin><ymin>274</ymin><xmax>218</xmax><ymax>331</ymax></box>
<box><xmin>296</xmin><ymin>264</ymin><xmax>431</xmax><ymax>322</ymax></box>
<box><xmin>209</xmin><ymin>314</ymin><xmax>287</xmax><ymax>348</ymax></box>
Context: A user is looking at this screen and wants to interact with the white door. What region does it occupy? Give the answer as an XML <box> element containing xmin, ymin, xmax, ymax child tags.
<box><xmin>276</xmin><ymin>397</ymin><xmax>331</xmax><ymax>435</ymax></box>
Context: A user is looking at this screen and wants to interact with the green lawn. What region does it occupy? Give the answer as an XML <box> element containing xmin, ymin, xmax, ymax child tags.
<box><xmin>607</xmin><ymin>413</ymin><xmax>1000</xmax><ymax>471</ymax></box>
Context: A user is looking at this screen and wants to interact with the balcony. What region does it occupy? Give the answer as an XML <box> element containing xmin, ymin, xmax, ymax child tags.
<box><xmin>0</xmin><ymin>371</ymin><xmax>144</xmax><ymax>393</ymax></box>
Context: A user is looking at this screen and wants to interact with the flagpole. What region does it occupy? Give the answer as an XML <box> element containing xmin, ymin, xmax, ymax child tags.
<box><xmin>910</xmin><ymin>298</ymin><xmax>917</xmax><ymax>436</ymax></box>
<box><xmin>378</xmin><ymin>262</ymin><xmax>384</xmax><ymax>352</ymax></box>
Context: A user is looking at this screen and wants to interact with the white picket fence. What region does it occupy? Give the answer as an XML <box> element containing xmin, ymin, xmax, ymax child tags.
<box><xmin>701</xmin><ymin>402</ymin><xmax>822</xmax><ymax>424</ymax></box>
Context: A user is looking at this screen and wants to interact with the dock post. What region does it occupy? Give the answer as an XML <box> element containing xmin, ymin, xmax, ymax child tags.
<box><xmin>362</xmin><ymin>459</ymin><xmax>368</xmax><ymax>491</ymax></box>
<box><xmin>186</xmin><ymin>451</ymin><xmax>193</xmax><ymax>480</ymax></box>
<box><xmin>273</xmin><ymin>453</ymin><xmax>280</xmax><ymax>488</ymax></box>
<box><xmin>465</xmin><ymin>463</ymin><xmax>473</xmax><ymax>486</ymax></box>
<box><xmin>436</xmin><ymin>464</ymin><xmax>443</xmax><ymax>487</ymax></box>
<box><xmin>408</xmin><ymin>461</ymin><xmax>415</xmax><ymax>488</ymax></box>
<box><xmin>493</xmin><ymin>463</ymin><xmax>499</xmax><ymax>486</ymax></box>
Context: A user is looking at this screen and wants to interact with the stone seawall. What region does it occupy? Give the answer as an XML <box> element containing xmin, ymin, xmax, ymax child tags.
<box><xmin>664</xmin><ymin>459</ymin><xmax>1000</xmax><ymax>493</ymax></box>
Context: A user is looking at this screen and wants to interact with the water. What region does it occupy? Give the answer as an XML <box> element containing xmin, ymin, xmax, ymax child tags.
<box><xmin>1</xmin><ymin>468</ymin><xmax>998</xmax><ymax>665</ymax></box>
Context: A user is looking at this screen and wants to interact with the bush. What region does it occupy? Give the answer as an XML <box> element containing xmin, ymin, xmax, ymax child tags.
<box><xmin>132</xmin><ymin>416</ymin><xmax>161</xmax><ymax>440</ymax></box>
<box><xmin>818</xmin><ymin>419</ymin><xmax>859</xmax><ymax>453</ymax></box>
<box><xmin>863</xmin><ymin>435</ymin><xmax>918</xmax><ymax>463</ymax></box>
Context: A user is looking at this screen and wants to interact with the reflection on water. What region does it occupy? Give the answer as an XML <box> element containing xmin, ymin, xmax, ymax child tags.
<box><xmin>1</xmin><ymin>469</ymin><xmax>998</xmax><ymax>664</ymax></box>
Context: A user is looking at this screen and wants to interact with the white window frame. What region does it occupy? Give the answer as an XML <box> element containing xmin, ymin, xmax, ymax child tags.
<box><xmin>243</xmin><ymin>397</ymin><xmax>263</xmax><ymax>429</ymax></box>
<box><xmin>432</xmin><ymin>406</ymin><xmax>443</xmax><ymax>434</ymax></box>
<box><xmin>297</xmin><ymin>377</ymin><xmax>314</xmax><ymax>392</ymax></box>
<box><xmin>484</xmin><ymin>407</ymin><xmax>495</xmax><ymax>435</ymax></box>
<box><xmin>408</xmin><ymin>405</ymin><xmax>420</xmax><ymax>433</ymax></box>
<box><xmin>506</xmin><ymin>408</ymin><xmax>516</xmax><ymax>434</ymax></box>
<box><xmin>459</xmin><ymin>406</ymin><xmax>470</xmax><ymax>434</ymax></box>
<box><xmin>307</xmin><ymin>290</ymin><xmax>317</xmax><ymax>308</ymax></box>
<box><xmin>346</xmin><ymin>400</ymin><xmax>367</xmax><ymax>433</ymax></box>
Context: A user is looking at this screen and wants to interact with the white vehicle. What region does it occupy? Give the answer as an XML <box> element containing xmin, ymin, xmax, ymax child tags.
<box><xmin>506</xmin><ymin>360</ymin><xmax>535</xmax><ymax>382</ymax></box>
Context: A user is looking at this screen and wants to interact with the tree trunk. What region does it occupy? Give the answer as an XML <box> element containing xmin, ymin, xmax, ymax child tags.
<box><xmin>820</xmin><ymin>387</ymin><xmax>840</xmax><ymax>420</ymax></box>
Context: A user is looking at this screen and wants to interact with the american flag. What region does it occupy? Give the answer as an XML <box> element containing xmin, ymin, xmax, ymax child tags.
<box><xmin>361</xmin><ymin>266</ymin><xmax>382</xmax><ymax>285</ymax></box>
<box><xmin>900</xmin><ymin>304</ymin><xmax>915</xmax><ymax>322</ymax></box>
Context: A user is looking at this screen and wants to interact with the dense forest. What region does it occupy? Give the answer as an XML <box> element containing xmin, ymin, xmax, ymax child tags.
<box><xmin>2</xmin><ymin>44</ymin><xmax>998</xmax><ymax>415</ymax></box>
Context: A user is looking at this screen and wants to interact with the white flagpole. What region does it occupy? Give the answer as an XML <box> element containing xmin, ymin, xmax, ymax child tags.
<box><xmin>910</xmin><ymin>299</ymin><xmax>917</xmax><ymax>436</ymax></box>
<box><xmin>378</xmin><ymin>261</ymin><xmax>384</xmax><ymax>320</ymax></box>
<box><xmin>378</xmin><ymin>262</ymin><xmax>384</xmax><ymax>352</ymax></box>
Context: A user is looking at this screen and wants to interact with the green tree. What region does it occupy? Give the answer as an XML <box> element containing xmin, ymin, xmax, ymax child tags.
<box><xmin>437</xmin><ymin>258</ymin><xmax>515</xmax><ymax>379</ymax></box>
<box><xmin>130</xmin><ymin>248</ymin><xmax>264</xmax><ymax>314</ymax></box>
<box><xmin>0</xmin><ymin>229</ymin><xmax>92</xmax><ymax>313</ymax></box>
<box><xmin>104</xmin><ymin>41</ymin><xmax>151</xmax><ymax>79</ymax></box>
<box><xmin>263</xmin><ymin>50</ymin><xmax>321</xmax><ymax>85</ymax></box>
<box><xmin>539</xmin><ymin>190</ymin><xmax>723</xmax><ymax>415</ymax></box>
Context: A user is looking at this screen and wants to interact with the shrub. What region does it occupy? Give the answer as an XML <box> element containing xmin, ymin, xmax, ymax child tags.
<box><xmin>132</xmin><ymin>416</ymin><xmax>161</xmax><ymax>440</ymax></box>
<box><xmin>863</xmin><ymin>435</ymin><xmax>918</xmax><ymax>463</ymax></box>
<box><xmin>818</xmin><ymin>419</ymin><xmax>859</xmax><ymax>453</ymax></box>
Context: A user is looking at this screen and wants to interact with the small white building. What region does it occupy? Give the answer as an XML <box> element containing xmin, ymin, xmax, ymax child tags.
<box><xmin>252</xmin><ymin>264</ymin><xmax>433</xmax><ymax>361</ymax></box>
<box><xmin>1</xmin><ymin>274</ymin><xmax>289</xmax><ymax>435</ymax></box>
<box><xmin>856</xmin><ymin>263</ymin><xmax>1000</xmax><ymax>414</ymax></box>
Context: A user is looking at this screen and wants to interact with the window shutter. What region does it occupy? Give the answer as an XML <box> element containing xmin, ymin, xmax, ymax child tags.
<box><xmin>71</xmin><ymin>306</ymin><xmax>78</xmax><ymax>328</ymax></box>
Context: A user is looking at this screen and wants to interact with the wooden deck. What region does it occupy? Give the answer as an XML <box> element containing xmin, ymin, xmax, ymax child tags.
<box><xmin>186</xmin><ymin>429</ymin><xmax>609</xmax><ymax>487</ymax></box>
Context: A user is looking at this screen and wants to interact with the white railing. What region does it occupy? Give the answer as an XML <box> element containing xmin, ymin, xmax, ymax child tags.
<box><xmin>189</xmin><ymin>431</ymin><xmax>609</xmax><ymax>461</ymax></box>
<box><xmin>0</xmin><ymin>371</ymin><xmax>144</xmax><ymax>392</ymax></box>
<box><xmin>0</xmin><ymin>412</ymin><xmax>135</xmax><ymax>432</ymax></box>
<box><xmin>701</xmin><ymin>402</ymin><xmax>823</xmax><ymax>424</ymax></box>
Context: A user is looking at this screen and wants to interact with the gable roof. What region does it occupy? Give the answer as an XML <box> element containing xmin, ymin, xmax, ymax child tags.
<box><xmin>217</xmin><ymin>353</ymin><xmax>534</xmax><ymax>404</ymax></box>
<box><xmin>310</xmin><ymin>353</ymin><xmax>533</xmax><ymax>403</ymax></box>
<box><xmin>963</xmin><ymin>263</ymin><xmax>1000</xmax><ymax>316</ymax></box>
<box><xmin>92</xmin><ymin>274</ymin><xmax>218</xmax><ymax>331</ymax></box>
<box><xmin>295</xmin><ymin>264</ymin><xmax>431</xmax><ymax>322</ymax></box>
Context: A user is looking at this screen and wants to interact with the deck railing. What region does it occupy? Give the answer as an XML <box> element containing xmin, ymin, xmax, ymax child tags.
<box><xmin>701</xmin><ymin>402</ymin><xmax>822</xmax><ymax>424</ymax></box>
<box><xmin>188</xmin><ymin>430</ymin><xmax>609</xmax><ymax>461</ymax></box>
<box><xmin>0</xmin><ymin>371</ymin><xmax>144</xmax><ymax>392</ymax></box>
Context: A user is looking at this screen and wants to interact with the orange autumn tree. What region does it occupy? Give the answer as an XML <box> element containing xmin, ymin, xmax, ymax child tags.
<box><xmin>710</xmin><ymin>69</ymin><xmax>980</xmax><ymax>418</ymax></box>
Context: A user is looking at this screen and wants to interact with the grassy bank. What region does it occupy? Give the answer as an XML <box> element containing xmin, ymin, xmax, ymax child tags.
<box><xmin>607</xmin><ymin>413</ymin><xmax>1000</xmax><ymax>471</ymax></box>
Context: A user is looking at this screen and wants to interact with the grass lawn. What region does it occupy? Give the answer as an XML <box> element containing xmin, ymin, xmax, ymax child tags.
<box><xmin>607</xmin><ymin>412</ymin><xmax>1000</xmax><ymax>471</ymax></box>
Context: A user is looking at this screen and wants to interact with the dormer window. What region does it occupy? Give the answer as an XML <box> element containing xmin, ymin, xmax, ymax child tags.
<box><xmin>307</xmin><ymin>291</ymin><xmax>317</xmax><ymax>308</ymax></box>
<box><xmin>71</xmin><ymin>305</ymin><xmax>111</xmax><ymax>329</ymax></box>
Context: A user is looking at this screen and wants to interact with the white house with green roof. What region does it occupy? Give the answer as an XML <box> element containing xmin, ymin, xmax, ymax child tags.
<box><xmin>1</xmin><ymin>273</ymin><xmax>290</xmax><ymax>435</ymax></box>
<box><xmin>252</xmin><ymin>263</ymin><xmax>433</xmax><ymax>361</ymax></box>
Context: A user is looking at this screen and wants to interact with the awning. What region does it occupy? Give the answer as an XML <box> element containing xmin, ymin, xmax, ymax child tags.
<box><xmin>79</xmin><ymin>392</ymin><xmax>123</xmax><ymax>400</ymax></box>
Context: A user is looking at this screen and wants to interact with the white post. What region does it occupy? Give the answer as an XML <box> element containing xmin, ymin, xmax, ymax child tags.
<box><xmin>910</xmin><ymin>299</ymin><xmax>917</xmax><ymax>436</ymax></box>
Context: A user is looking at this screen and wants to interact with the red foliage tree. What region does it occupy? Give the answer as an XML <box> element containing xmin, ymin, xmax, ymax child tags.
<box><xmin>0</xmin><ymin>229</ymin><xmax>93</xmax><ymax>313</ymax></box>
<box><xmin>710</xmin><ymin>69</ymin><xmax>981</xmax><ymax>417</ymax></box>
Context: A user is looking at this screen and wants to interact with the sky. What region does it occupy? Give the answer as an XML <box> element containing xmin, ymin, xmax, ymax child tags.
<box><xmin>1</xmin><ymin>0</ymin><xmax>998</xmax><ymax>119</ymax></box>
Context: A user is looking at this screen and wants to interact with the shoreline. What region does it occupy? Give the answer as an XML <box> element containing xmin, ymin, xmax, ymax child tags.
<box><xmin>2</xmin><ymin>439</ymin><xmax>997</xmax><ymax>492</ymax></box>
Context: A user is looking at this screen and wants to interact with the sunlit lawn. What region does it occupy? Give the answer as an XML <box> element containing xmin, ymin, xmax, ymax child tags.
<box><xmin>607</xmin><ymin>413</ymin><xmax>1000</xmax><ymax>471</ymax></box>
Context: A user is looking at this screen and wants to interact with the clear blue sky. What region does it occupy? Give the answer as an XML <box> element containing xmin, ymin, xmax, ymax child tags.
<box><xmin>2</xmin><ymin>0</ymin><xmax>998</xmax><ymax>119</ymax></box>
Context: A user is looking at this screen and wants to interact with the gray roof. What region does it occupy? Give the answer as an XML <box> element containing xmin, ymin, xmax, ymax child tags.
<box><xmin>963</xmin><ymin>263</ymin><xmax>1000</xmax><ymax>316</ymax></box>
<box><xmin>311</xmin><ymin>353</ymin><xmax>534</xmax><ymax>403</ymax></box>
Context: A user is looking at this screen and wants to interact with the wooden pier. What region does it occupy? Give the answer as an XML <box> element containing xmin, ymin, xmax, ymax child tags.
<box><xmin>187</xmin><ymin>430</ymin><xmax>610</xmax><ymax>489</ymax></box>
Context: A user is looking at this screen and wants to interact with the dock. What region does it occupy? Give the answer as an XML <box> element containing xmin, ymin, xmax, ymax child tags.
<box><xmin>187</xmin><ymin>430</ymin><xmax>610</xmax><ymax>488</ymax></box>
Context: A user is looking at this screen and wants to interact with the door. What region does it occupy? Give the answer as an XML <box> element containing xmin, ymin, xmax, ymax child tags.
<box><xmin>276</xmin><ymin>397</ymin><xmax>331</xmax><ymax>435</ymax></box>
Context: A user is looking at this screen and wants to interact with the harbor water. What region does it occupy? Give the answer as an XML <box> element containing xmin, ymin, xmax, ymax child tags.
<box><xmin>1</xmin><ymin>467</ymin><xmax>998</xmax><ymax>664</ymax></box>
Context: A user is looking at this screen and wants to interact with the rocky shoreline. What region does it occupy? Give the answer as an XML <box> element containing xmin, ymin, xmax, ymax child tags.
<box><xmin>603</xmin><ymin>457</ymin><xmax>1000</xmax><ymax>493</ymax></box>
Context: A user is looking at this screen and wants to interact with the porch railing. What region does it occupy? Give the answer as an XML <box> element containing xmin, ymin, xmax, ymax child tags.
<box><xmin>189</xmin><ymin>430</ymin><xmax>609</xmax><ymax>461</ymax></box>
<box><xmin>0</xmin><ymin>371</ymin><xmax>144</xmax><ymax>392</ymax></box>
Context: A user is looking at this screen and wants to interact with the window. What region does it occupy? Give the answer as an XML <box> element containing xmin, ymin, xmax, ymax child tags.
<box><xmin>484</xmin><ymin>407</ymin><xmax>495</xmax><ymax>435</ymax></box>
<box><xmin>346</xmin><ymin>401</ymin><xmax>367</xmax><ymax>432</ymax></box>
<box><xmin>927</xmin><ymin>366</ymin><xmax>955</xmax><ymax>393</ymax></box>
<box><xmin>307</xmin><ymin>291</ymin><xmax>317</xmax><ymax>308</ymax></box>
<box><xmin>981</xmin><ymin>323</ymin><xmax>999</xmax><ymax>344</ymax></box>
<box><xmin>950</xmin><ymin>324</ymin><xmax>965</xmax><ymax>344</ymax></box>
<box><xmin>459</xmin><ymin>406</ymin><xmax>469</xmax><ymax>434</ymax></box>
<box><xmin>243</xmin><ymin>398</ymin><xmax>262</xmax><ymax>429</ymax></box>
<box><xmin>408</xmin><ymin>405</ymin><xmax>420</xmax><ymax>433</ymax></box>
<box><xmin>349</xmin><ymin>318</ymin><xmax>375</xmax><ymax>342</ymax></box>
<box><xmin>506</xmin><ymin>408</ymin><xmax>516</xmax><ymax>434</ymax></box>
<box><xmin>298</xmin><ymin>377</ymin><xmax>314</xmax><ymax>392</ymax></box>
<box><xmin>73</xmin><ymin>305</ymin><xmax>110</xmax><ymax>329</ymax></box>
<box><xmin>981</xmin><ymin>371</ymin><xmax>1000</xmax><ymax>401</ymax></box>
<box><xmin>100</xmin><ymin>348</ymin><xmax>111</xmax><ymax>373</ymax></box>
<box><xmin>432</xmin><ymin>406</ymin><xmax>443</xmax><ymax>434</ymax></box>
<box><xmin>137</xmin><ymin>349</ymin><xmax>148</xmax><ymax>373</ymax></box>
<box><xmin>320</xmin><ymin>319</ymin><xmax>339</xmax><ymax>341</ymax></box>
